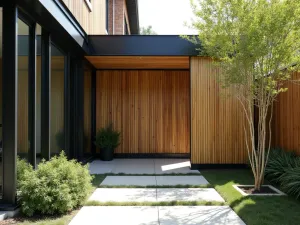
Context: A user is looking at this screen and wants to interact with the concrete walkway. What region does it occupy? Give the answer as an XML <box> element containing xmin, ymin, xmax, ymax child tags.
<box><xmin>89</xmin><ymin>188</ymin><xmax>225</xmax><ymax>202</ymax></box>
<box><xmin>70</xmin><ymin>159</ymin><xmax>245</xmax><ymax>225</ymax></box>
<box><xmin>70</xmin><ymin>206</ymin><xmax>246</xmax><ymax>225</ymax></box>
<box><xmin>100</xmin><ymin>175</ymin><xmax>209</xmax><ymax>186</ymax></box>
<box><xmin>89</xmin><ymin>159</ymin><xmax>200</xmax><ymax>174</ymax></box>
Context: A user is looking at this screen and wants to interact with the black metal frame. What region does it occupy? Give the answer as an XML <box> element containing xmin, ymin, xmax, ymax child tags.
<box><xmin>41</xmin><ymin>28</ymin><xmax>51</xmax><ymax>161</ymax></box>
<box><xmin>2</xmin><ymin>2</ymin><xmax>18</xmax><ymax>206</ymax></box>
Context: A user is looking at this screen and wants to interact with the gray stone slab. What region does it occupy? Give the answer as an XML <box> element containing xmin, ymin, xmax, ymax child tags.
<box><xmin>157</xmin><ymin>188</ymin><xmax>225</xmax><ymax>202</ymax></box>
<box><xmin>100</xmin><ymin>176</ymin><xmax>157</xmax><ymax>186</ymax></box>
<box><xmin>112</xmin><ymin>159</ymin><xmax>155</xmax><ymax>174</ymax></box>
<box><xmin>89</xmin><ymin>188</ymin><xmax>157</xmax><ymax>202</ymax></box>
<box><xmin>69</xmin><ymin>206</ymin><xmax>159</xmax><ymax>225</ymax></box>
<box><xmin>159</xmin><ymin>206</ymin><xmax>245</xmax><ymax>225</ymax></box>
<box><xmin>154</xmin><ymin>159</ymin><xmax>200</xmax><ymax>174</ymax></box>
<box><xmin>88</xmin><ymin>160</ymin><xmax>115</xmax><ymax>174</ymax></box>
<box><xmin>156</xmin><ymin>176</ymin><xmax>209</xmax><ymax>186</ymax></box>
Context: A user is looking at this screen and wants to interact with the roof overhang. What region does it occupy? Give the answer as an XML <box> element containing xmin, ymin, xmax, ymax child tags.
<box><xmin>88</xmin><ymin>35</ymin><xmax>199</xmax><ymax>56</ymax></box>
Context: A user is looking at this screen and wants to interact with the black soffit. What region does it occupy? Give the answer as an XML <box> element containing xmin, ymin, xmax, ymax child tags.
<box><xmin>88</xmin><ymin>35</ymin><xmax>200</xmax><ymax>56</ymax></box>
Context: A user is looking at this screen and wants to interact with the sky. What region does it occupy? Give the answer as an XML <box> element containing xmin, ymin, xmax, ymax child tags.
<box><xmin>138</xmin><ymin>0</ymin><xmax>198</xmax><ymax>35</ymax></box>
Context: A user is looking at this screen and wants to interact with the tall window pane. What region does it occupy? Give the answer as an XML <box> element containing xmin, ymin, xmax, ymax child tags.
<box><xmin>51</xmin><ymin>44</ymin><xmax>65</xmax><ymax>156</ymax></box>
<box><xmin>36</xmin><ymin>24</ymin><xmax>42</xmax><ymax>163</ymax></box>
<box><xmin>17</xmin><ymin>18</ymin><xmax>29</xmax><ymax>160</ymax></box>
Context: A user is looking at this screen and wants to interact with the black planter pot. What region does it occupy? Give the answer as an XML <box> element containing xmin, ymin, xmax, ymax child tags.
<box><xmin>100</xmin><ymin>148</ymin><xmax>114</xmax><ymax>161</ymax></box>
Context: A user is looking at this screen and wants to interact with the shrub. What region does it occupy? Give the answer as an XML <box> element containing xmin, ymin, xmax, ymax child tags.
<box><xmin>279</xmin><ymin>167</ymin><xmax>300</xmax><ymax>199</ymax></box>
<box><xmin>17</xmin><ymin>156</ymin><xmax>33</xmax><ymax>189</ymax></box>
<box><xmin>19</xmin><ymin>151</ymin><xmax>93</xmax><ymax>216</ymax></box>
<box><xmin>265</xmin><ymin>148</ymin><xmax>300</xmax><ymax>183</ymax></box>
<box><xmin>265</xmin><ymin>148</ymin><xmax>300</xmax><ymax>199</ymax></box>
<box><xmin>94</xmin><ymin>123</ymin><xmax>121</xmax><ymax>149</ymax></box>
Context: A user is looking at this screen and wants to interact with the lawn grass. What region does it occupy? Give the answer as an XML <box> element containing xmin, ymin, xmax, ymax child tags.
<box><xmin>202</xmin><ymin>169</ymin><xmax>300</xmax><ymax>225</ymax></box>
<box><xmin>85</xmin><ymin>200</ymin><xmax>224</xmax><ymax>206</ymax></box>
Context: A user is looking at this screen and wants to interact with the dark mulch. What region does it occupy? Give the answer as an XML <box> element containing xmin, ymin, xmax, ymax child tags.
<box><xmin>238</xmin><ymin>185</ymin><xmax>279</xmax><ymax>194</ymax></box>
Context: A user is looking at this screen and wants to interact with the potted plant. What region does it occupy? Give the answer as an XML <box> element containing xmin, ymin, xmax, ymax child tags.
<box><xmin>94</xmin><ymin>124</ymin><xmax>120</xmax><ymax>161</ymax></box>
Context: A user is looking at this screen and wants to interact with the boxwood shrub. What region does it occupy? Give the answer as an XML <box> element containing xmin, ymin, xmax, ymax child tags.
<box><xmin>18</xmin><ymin>152</ymin><xmax>93</xmax><ymax>216</ymax></box>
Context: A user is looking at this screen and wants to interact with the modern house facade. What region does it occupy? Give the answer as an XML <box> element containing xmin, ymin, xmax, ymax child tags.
<box><xmin>0</xmin><ymin>0</ymin><xmax>298</xmax><ymax>209</ymax></box>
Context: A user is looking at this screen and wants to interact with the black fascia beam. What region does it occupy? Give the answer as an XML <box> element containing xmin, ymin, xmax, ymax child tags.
<box><xmin>88</xmin><ymin>35</ymin><xmax>200</xmax><ymax>56</ymax></box>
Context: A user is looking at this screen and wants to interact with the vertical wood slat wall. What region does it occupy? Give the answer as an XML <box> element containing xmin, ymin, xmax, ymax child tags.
<box><xmin>62</xmin><ymin>0</ymin><xmax>106</xmax><ymax>34</ymax></box>
<box><xmin>96</xmin><ymin>70</ymin><xmax>190</xmax><ymax>154</ymax></box>
<box><xmin>191</xmin><ymin>57</ymin><xmax>248</xmax><ymax>164</ymax></box>
<box><xmin>272</xmin><ymin>72</ymin><xmax>300</xmax><ymax>155</ymax></box>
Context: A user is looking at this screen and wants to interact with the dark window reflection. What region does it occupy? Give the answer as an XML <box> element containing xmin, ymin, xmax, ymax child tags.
<box><xmin>50</xmin><ymin>44</ymin><xmax>65</xmax><ymax>156</ymax></box>
<box><xmin>17</xmin><ymin>18</ymin><xmax>30</xmax><ymax>161</ymax></box>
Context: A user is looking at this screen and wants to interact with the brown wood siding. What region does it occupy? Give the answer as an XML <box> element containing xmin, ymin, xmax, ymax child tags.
<box><xmin>272</xmin><ymin>72</ymin><xmax>300</xmax><ymax>155</ymax></box>
<box><xmin>96</xmin><ymin>70</ymin><xmax>190</xmax><ymax>154</ymax></box>
<box><xmin>191</xmin><ymin>57</ymin><xmax>248</xmax><ymax>164</ymax></box>
<box><xmin>84</xmin><ymin>70</ymin><xmax>92</xmax><ymax>153</ymax></box>
<box><xmin>86</xmin><ymin>56</ymin><xmax>190</xmax><ymax>70</ymax></box>
<box><xmin>62</xmin><ymin>0</ymin><xmax>106</xmax><ymax>34</ymax></box>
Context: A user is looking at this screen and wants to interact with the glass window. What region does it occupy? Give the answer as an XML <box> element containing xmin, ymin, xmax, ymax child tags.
<box><xmin>17</xmin><ymin>18</ymin><xmax>30</xmax><ymax>160</ymax></box>
<box><xmin>36</xmin><ymin>24</ymin><xmax>42</xmax><ymax>164</ymax></box>
<box><xmin>50</xmin><ymin>44</ymin><xmax>65</xmax><ymax>156</ymax></box>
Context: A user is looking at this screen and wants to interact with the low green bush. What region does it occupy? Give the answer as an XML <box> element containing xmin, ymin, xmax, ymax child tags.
<box><xmin>265</xmin><ymin>148</ymin><xmax>300</xmax><ymax>198</ymax></box>
<box><xmin>17</xmin><ymin>156</ymin><xmax>33</xmax><ymax>189</ymax></box>
<box><xmin>19</xmin><ymin>152</ymin><xmax>93</xmax><ymax>216</ymax></box>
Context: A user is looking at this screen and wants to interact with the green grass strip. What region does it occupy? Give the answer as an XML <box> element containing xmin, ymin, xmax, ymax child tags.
<box><xmin>85</xmin><ymin>200</ymin><xmax>225</xmax><ymax>207</ymax></box>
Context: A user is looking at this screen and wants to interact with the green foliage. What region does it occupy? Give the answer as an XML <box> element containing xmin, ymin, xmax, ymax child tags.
<box><xmin>140</xmin><ymin>26</ymin><xmax>157</xmax><ymax>35</ymax></box>
<box><xmin>19</xmin><ymin>151</ymin><xmax>93</xmax><ymax>216</ymax></box>
<box><xmin>265</xmin><ymin>148</ymin><xmax>300</xmax><ymax>183</ymax></box>
<box><xmin>94</xmin><ymin>123</ymin><xmax>121</xmax><ymax>150</ymax></box>
<box><xmin>17</xmin><ymin>157</ymin><xmax>33</xmax><ymax>189</ymax></box>
<box><xmin>265</xmin><ymin>148</ymin><xmax>300</xmax><ymax>198</ymax></box>
<box><xmin>280</xmin><ymin>167</ymin><xmax>300</xmax><ymax>199</ymax></box>
<box><xmin>186</xmin><ymin>0</ymin><xmax>300</xmax><ymax>92</ymax></box>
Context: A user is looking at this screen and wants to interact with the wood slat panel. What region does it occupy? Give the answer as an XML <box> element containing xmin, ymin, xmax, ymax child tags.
<box><xmin>86</xmin><ymin>56</ymin><xmax>190</xmax><ymax>69</ymax></box>
<box><xmin>191</xmin><ymin>57</ymin><xmax>248</xmax><ymax>164</ymax></box>
<box><xmin>62</xmin><ymin>0</ymin><xmax>106</xmax><ymax>34</ymax></box>
<box><xmin>272</xmin><ymin>72</ymin><xmax>300</xmax><ymax>155</ymax></box>
<box><xmin>96</xmin><ymin>70</ymin><xmax>190</xmax><ymax>154</ymax></box>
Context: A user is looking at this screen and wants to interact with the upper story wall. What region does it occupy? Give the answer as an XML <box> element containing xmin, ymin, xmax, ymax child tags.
<box><xmin>62</xmin><ymin>0</ymin><xmax>107</xmax><ymax>35</ymax></box>
<box><xmin>62</xmin><ymin>0</ymin><xmax>132</xmax><ymax>35</ymax></box>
